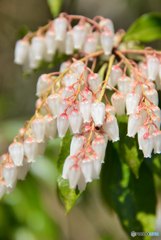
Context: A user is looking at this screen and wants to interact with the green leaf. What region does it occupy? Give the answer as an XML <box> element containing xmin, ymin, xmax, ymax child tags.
<box><xmin>116</xmin><ymin>116</ymin><xmax>143</xmax><ymax>178</ymax></box>
<box><xmin>145</xmin><ymin>153</ymin><xmax>161</xmax><ymax>178</ymax></box>
<box><xmin>57</xmin><ymin>130</ymin><xmax>82</xmax><ymax>214</ymax></box>
<box><xmin>123</xmin><ymin>12</ymin><xmax>161</xmax><ymax>42</ymax></box>
<box><xmin>101</xmin><ymin>142</ymin><xmax>156</xmax><ymax>240</ymax></box>
<box><xmin>47</xmin><ymin>0</ymin><xmax>63</xmax><ymax>17</ymax></box>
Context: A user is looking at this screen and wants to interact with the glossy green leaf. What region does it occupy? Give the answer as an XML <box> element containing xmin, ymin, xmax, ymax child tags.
<box><xmin>116</xmin><ymin>116</ymin><xmax>143</xmax><ymax>178</ymax></box>
<box><xmin>47</xmin><ymin>0</ymin><xmax>63</xmax><ymax>17</ymax></box>
<box><xmin>57</xmin><ymin>130</ymin><xmax>82</xmax><ymax>214</ymax></box>
<box><xmin>123</xmin><ymin>13</ymin><xmax>161</xmax><ymax>42</ymax></box>
<box><xmin>101</xmin><ymin>142</ymin><xmax>156</xmax><ymax>239</ymax></box>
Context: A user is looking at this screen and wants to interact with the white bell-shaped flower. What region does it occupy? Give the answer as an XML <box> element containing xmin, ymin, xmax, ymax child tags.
<box><xmin>31</xmin><ymin>36</ymin><xmax>46</xmax><ymax>61</ymax></box>
<box><xmin>54</xmin><ymin>17</ymin><xmax>67</xmax><ymax>41</ymax></box>
<box><xmin>126</xmin><ymin>91</ymin><xmax>140</xmax><ymax>115</ymax></box>
<box><xmin>62</xmin><ymin>86</ymin><xmax>75</xmax><ymax>99</ymax></box>
<box><xmin>37</xmin><ymin>139</ymin><xmax>47</xmax><ymax>156</ymax></box>
<box><xmin>45</xmin><ymin>29</ymin><xmax>57</xmax><ymax>55</ymax></box>
<box><xmin>0</xmin><ymin>181</ymin><xmax>6</xmax><ymax>200</ymax></box>
<box><xmin>147</xmin><ymin>55</ymin><xmax>160</xmax><ymax>81</ymax></box>
<box><xmin>139</xmin><ymin>62</ymin><xmax>148</xmax><ymax>79</ymax></box>
<box><xmin>5</xmin><ymin>179</ymin><xmax>17</xmax><ymax>194</ymax></box>
<box><xmin>92</xmin><ymin>138</ymin><xmax>106</xmax><ymax>161</ymax></box>
<box><xmin>47</xmin><ymin>93</ymin><xmax>61</xmax><ymax>118</ymax></box>
<box><xmin>64</xmin><ymin>73</ymin><xmax>78</xmax><ymax>90</ymax></box>
<box><xmin>36</xmin><ymin>74</ymin><xmax>52</xmax><ymax>97</ymax></box>
<box><xmin>79</xmin><ymin>89</ymin><xmax>93</xmax><ymax>101</ymax></box>
<box><xmin>17</xmin><ymin>158</ymin><xmax>31</xmax><ymax>180</ymax></box>
<box><xmin>70</xmin><ymin>61</ymin><xmax>85</xmax><ymax>78</ymax></box>
<box><xmin>58</xmin><ymin>99</ymin><xmax>72</xmax><ymax>116</ymax></box>
<box><xmin>145</xmin><ymin>89</ymin><xmax>158</xmax><ymax>106</ymax></box>
<box><xmin>128</xmin><ymin>81</ymin><xmax>142</xmax><ymax>97</ymax></box>
<box><xmin>56</xmin><ymin>39</ymin><xmax>65</xmax><ymax>53</ymax></box>
<box><xmin>101</xmin><ymin>30</ymin><xmax>114</xmax><ymax>55</ymax></box>
<box><xmin>44</xmin><ymin>115</ymin><xmax>57</xmax><ymax>139</ymax></box>
<box><xmin>150</xmin><ymin>116</ymin><xmax>160</xmax><ymax>132</ymax></box>
<box><xmin>91</xmin><ymin>102</ymin><xmax>105</xmax><ymax>127</ymax></box>
<box><xmin>87</xmin><ymin>73</ymin><xmax>101</xmax><ymax>94</ymax></box>
<box><xmin>36</xmin><ymin>98</ymin><xmax>48</xmax><ymax>116</ymax></box>
<box><xmin>69</xmin><ymin>109</ymin><xmax>82</xmax><ymax>134</ymax></box>
<box><xmin>65</xmin><ymin>31</ymin><xmax>74</xmax><ymax>55</ymax></box>
<box><xmin>24</xmin><ymin>137</ymin><xmax>38</xmax><ymax>163</ymax></box>
<box><xmin>149</xmin><ymin>106</ymin><xmax>161</xmax><ymax>120</ymax></box>
<box><xmin>29</xmin><ymin>45</ymin><xmax>39</xmax><ymax>69</ymax></box>
<box><xmin>14</xmin><ymin>40</ymin><xmax>29</xmax><ymax>65</ymax></box>
<box><xmin>70</xmin><ymin>135</ymin><xmax>85</xmax><ymax>156</ymax></box>
<box><xmin>62</xmin><ymin>156</ymin><xmax>76</xmax><ymax>179</ymax></box>
<box><xmin>84</xmin><ymin>35</ymin><xmax>97</xmax><ymax>56</ymax></box>
<box><xmin>143</xmin><ymin>81</ymin><xmax>155</xmax><ymax>92</ymax></box>
<box><xmin>0</xmin><ymin>153</ymin><xmax>8</xmax><ymax>166</ymax></box>
<box><xmin>138</xmin><ymin>125</ymin><xmax>148</xmax><ymax>150</ymax></box>
<box><xmin>77</xmin><ymin>173</ymin><xmax>87</xmax><ymax>191</ymax></box>
<box><xmin>3</xmin><ymin>162</ymin><xmax>18</xmax><ymax>188</ymax></box>
<box><xmin>105</xmin><ymin>105</ymin><xmax>116</xmax><ymax>116</ymax></box>
<box><xmin>141</xmin><ymin>133</ymin><xmax>154</xmax><ymax>158</ymax></box>
<box><xmin>57</xmin><ymin>113</ymin><xmax>69</xmax><ymax>138</ymax></box>
<box><xmin>103</xmin><ymin>115</ymin><xmax>119</xmax><ymax>142</ymax></box>
<box><xmin>79</xmin><ymin>99</ymin><xmax>91</xmax><ymax>123</ymax></box>
<box><xmin>93</xmin><ymin>31</ymin><xmax>100</xmax><ymax>45</ymax></box>
<box><xmin>31</xmin><ymin>118</ymin><xmax>45</xmax><ymax>143</ymax></box>
<box><xmin>60</xmin><ymin>60</ymin><xmax>71</xmax><ymax>72</ymax></box>
<box><xmin>127</xmin><ymin>113</ymin><xmax>142</xmax><ymax>138</ymax></box>
<box><xmin>73</xmin><ymin>24</ymin><xmax>86</xmax><ymax>50</ymax></box>
<box><xmin>107</xmin><ymin>65</ymin><xmax>122</xmax><ymax>89</ymax></box>
<box><xmin>68</xmin><ymin>164</ymin><xmax>81</xmax><ymax>189</ymax></box>
<box><xmin>8</xmin><ymin>142</ymin><xmax>24</xmax><ymax>166</ymax></box>
<box><xmin>133</xmin><ymin>106</ymin><xmax>147</xmax><ymax>125</ymax></box>
<box><xmin>117</xmin><ymin>76</ymin><xmax>131</xmax><ymax>94</ymax></box>
<box><xmin>99</xmin><ymin>18</ymin><xmax>114</xmax><ymax>33</ymax></box>
<box><xmin>81</xmin><ymin>158</ymin><xmax>94</xmax><ymax>183</ymax></box>
<box><xmin>92</xmin><ymin>154</ymin><xmax>102</xmax><ymax>179</ymax></box>
<box><xmin>152</xmin><ymin>130</ymin><xmax>161</xmax><ymax>154</ymax></box>
<box><xmin>111</xmin><ymin>92</ymin><xmax>125</xmax><ymax>116</ymax></box>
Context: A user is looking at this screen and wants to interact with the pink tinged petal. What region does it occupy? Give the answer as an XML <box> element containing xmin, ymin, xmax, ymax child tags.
<box><xmin>8</xmin><ymin>142</ymin><xmax>24</xmax><ymax>166</ymax></box>
<box><xmin>58</xmin><ymin>99</ymin><xmax>71</xmax><ymax>116</ymax></box>
<box><xmin>99</xmin><ymin>18</ymin><xmax>114</xmax><ymax>33</ymax></box>
<box><xmin>31</xmin><ymin>118</ymin><xmax>45</xmax><ymax>143</ymax></box>
<box><xmin>70</xmin><ymin>135</ymin><xmax>85</xmax><ymax>156</ymax></box>
<box><xmin>145</xmin><ymin>89</ymin><xmax>158</xmax><ymax>106</ymax></box>
<box><xmin>23</xmin><ymin>137</ymin><xmax>38</xmax><ymax>163</ymax></box>
<box><xmin>87</xmin><ymin>73</ymin><xmax>101</xmax><ymax>94</ymax></box>
<box><xmin>143</xmin><ymin>81</ymin><xmax>155</xmax><ymax>92</ymax></box>
<box><xmin>0</xmin><ymin>181</ymin><xmax>6</xmax><ymax>200</ymax></box>
<box><xmin>105</xmin><ymin>105</ymin><xmax>116</xmax><ymax>116</ymax></box>
<box><xmin>101</xmin><ymin>30</ymin><xmax>114</xmax><ymax>55</ymax></box>
<box><xmin>60</xmin><ymin>61</ymin><xmax>71</xmax><ymax>72</ymax></box>
<box><xmin>17</xmin><ymin>158</ymin><xmax>31</xmax><ymax>180</ymax></box>
<box><xmin>70</xmin><ymin>61</ymin><xmax>86</xmax><ymax>79</ymax></box>
<box><xmin>57</xmin><ymin>113</ymin><xmax>69</xmax><ymax>138</ymax></box>
<box><xmin>84</xmin><ymin>36</ymin><xmax>97</xmax><ymax>57</ymax></box>
<box><xmin>92</xmin><ymin>138</ymin><xmax>106</xmax><ymax>162</ymax></box>
<box><xmin>73</xmin><ymin>24</ymin><xmax>86</xmax><ymax>50</ymax></box>
<box><xmin>150</xmin><ymin>116</ymin><xmax>160</xmax><ymax>132</ymax></box>
<box><xmin>68</xmin><ymin>110</ymin><xmax>82</xmax><ymax>134</ymax></box>
<box><xmin>91</xmin><ymin>102</ymin><xmax>106</xmax><ymax>127</ymax></box>
<box><xmin>53</xmin><ymin>17</ymin><xmax>67</xmax><ymax>41</ymax></box>
<box><xmin>47</xmin><ymin>93</ymin><xmax>61</xmax><ymax>118</ymax></box>
<box><xmin>117</xmin><ymin>76</ymin><xmax>131</xmax><ymax>94</ymax></box>
<box><xmin>36</xmin><ymin>74</ymin><xmax>52</xmax><ymax>97</ymax></box>
<box><xmin>3</xmin><ymin>162</ymin><xmax>18</xmax><ymax>188</ymax></box>
<box><xmin>111</xmin><ymin>92</ymin><xmax>125</xmax><ymax>116</ymax></box>
<box><xmin>79</xmin><ymin>100</ymin><xmax>92</xmax><ymax>123</ymax></box>
<box><xmin>64</xmin><ymin>73</ymin><xmax>78</xmax><ymax>89</ymax></box>
<box><xmin>127</xmin><ymin>113</ymin><xmax>142</xmax><ymax>138</ymax></box>
<box><xmin>62</xmin><ymin>86</ymin><xmax>75</xmax><ymax>99</ymax></box>
<box><xmin>126</xmin><ymin>91</ymin><xmax>140</xmax><ymax>115</ymax></box>
<box><xmin>147</xmin><ymin>56</ymin><xmax>160</xmax><ymax>81</ymax></box>
<box><xmin>103</xmin><ymin>115</ymin><xmax>119</xmax><ymax>142</ymax></box>
<box><xmin>36</xmin><ymin>98</ymin><xmax>48</xmax><ymax>116</ymax></box>
<box><xmin>31</xmin><ymin>36</ymin><xmax>46</xmax><ymax>61</ymax></box>
<box><xmin>68</xmin><ymin>165</ymin><xmax>81</xmax><ymax>189</ymax></box>
<box><xmin>81</xmin><ymin>158</ymin><xmax>94</xmax><ymax>183</ymax></box>
<box><xmin>79</xmin><ymin>89</ymin><xmax>93</xmax><ymax>101</ymax></box>
<box><xmin>149</xmin><ymin>106</ymin><xmax>161</xmax><ymax>120</ymax></box>
<box><xmin>142</xmin><ymin>133</ymin><xmax>154</xmax><ymax>158</ymax></box>
<box><xmin>14</xmin><ymin>40</ymin><xmax>29</xmax><ymax>65</ymax></box>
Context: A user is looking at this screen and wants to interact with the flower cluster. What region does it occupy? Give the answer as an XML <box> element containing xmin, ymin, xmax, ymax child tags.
<box><xmin>0</xmin><ymin>13</ymin><xmax>161</xmax><ymax>200</ymax></box>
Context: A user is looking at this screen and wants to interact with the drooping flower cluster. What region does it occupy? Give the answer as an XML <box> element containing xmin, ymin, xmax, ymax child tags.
<box><xmin>0</xmin><ymin>13</ymin><xmax>161</xmax><ymax>200</ymax></box>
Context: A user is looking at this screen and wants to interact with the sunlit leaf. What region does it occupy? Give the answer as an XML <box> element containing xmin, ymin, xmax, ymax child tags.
<box><xmin>47</xmin><ymin>0</ymin><xmax>63</xmax><ymax>17</ymax></box>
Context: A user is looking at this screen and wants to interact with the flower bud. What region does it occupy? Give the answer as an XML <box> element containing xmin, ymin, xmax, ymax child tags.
<box><xmin>31</xmin><ymin>36</ymin><xmax>46</xmax><ymax>61</ymax></box>
<box><xmin>91</xmin><ymin>155</ymin><xmax>102</xmax><ymax>179</ymax></box>
<box><xmin>101</xmin><ymin>30</ymin><xmax>114</xmax><ymax>55</ymax></box>
<box><xmin>143</xmin><ymin>82</ymin><xmax>155</xmax><ymax>92</ymax></box>
<box><xmin>105</xmin><ymin>105</ymin><xmax>116</xmax><ymax>116</ymax></box>
<box><xmin>87</xmin><ymin>73</ymin><xmax>101</xmax><ymax>94</ymax></box>
<box><xmin>24</xmin><ymin>137</ymin><xmax>38</xmax><ymax>163</ymax></box>
<box><xmin>29</xmin><ymin>46</ymin><xmax>39</xmax><ymax>69</ymax></box>
<box><xmin>69</xmin><ymin>164</ymin><xmax>81</xmax><ymax>189</ymax></box>
<box><xmin>69</xmin><ymin>109</ymin><xmax>82</xmax><ymax>134</ymax></box>
<box><xmin>103</xmin><ymin>115</ymin><xmax>119</xmax><ymax>142</ymax></box>
<box><xmin>79</xmin><ymin>99</ymin><xmax>91</xmax><ymax>123</ymax></box>
<box><xmin>111</xmin><ymin>92</ymin><xmax>125</xmax><ymax>116</ymax></box>
<box><xmin>5</xmin><ymin>179</ymin><xmax>17</xmax><ymax>194</ymax></box>
<box><xmin>0</xmin><ymin>154</ymin><xmax>8</xmax><ymax>166</ymax></box>
<box><xmin>107</xmin><ymin>65</ymin><xmax>122</xmax><ymax>89</ymax></box>
<box><xmin>62</xmin><ymin>156</ymin><xmax>76</xmax><ymax>179</ymax></box>
<box><xmin>17</xmin><ymin>158</ymin><xmax>31</xmax><ymax>180</ymax></box>
<box><xmin>58</xmin><ymin>99</ymin><xmax>72</xmax><ymax>116</ymax></box>
<box><xmin>64</xmin><ymin>73</ymin><xmax>78</xmax><ymax>89</ymax></box>
<box><xmin>147</xmin><ymin>55</ymin><xmax>159</xmax><ymax>81</ymax></box>
<box><xmin>150</xmin><ymin>115</ymin><xmax>160</xmax><ymax>132</ymax></box>
<box><xmin>77</xmin><ymin>173</ymin><xmax>87</xmax><ymax>191</ymax></box>
<box><xmin>0</xmin><ymin>181</ymin><xmax>6</xmax><ymax>200</ymax></box>
<box><xmin>79</xmin><ymin>89</ymin><xmax>93</xmax><ymax>101</ymax></box>
<box><xmin>57</xmin><ymin>113</ymin><xmax>69</xmax><ymax>138</ymax></box>
<box><xmin>14</xmin><ymin>40</ymin><xmax>29</xmax><ymax>65</ymax></box>
<box><xmin>152</xmin><ymin>130</ymin><xmax>161</xmax><ymax>154</ymax></box>
<box><xmin>70</xmin><ymin>135</ymin><xmax>85</xmax><ymax>156</ymax></box>
<box><xmin>84</xmin><ymin>35</ymin><xmax>97</xmax><ymax>56</ymax></box>
<box><xmin>129</xmin><ymin>81</ymin><xmax>142</xmax><ymax>97</ymax></box>
<box><xmin>81</xmin><ymin>158</ymin><xmax>94</xmax><ymax>183</ymax></box>
<box><xmin>47</xmin><ymin>93</ymin><xmax>61</xmax><ymax>118</ymax></box>
<box><xmin>65</xmin><ymin>31</ymin><xmax>74</xmax><ymax>55</ymax></box>
<box><xmin>3</xmin><ymin>162</ymin><xmax>17</xmax><ymax>188</ymax></box>
<box><xmin>36</xmin><ymin>98</ymin><xmax>48</xmax><ymax>116</ymax></box>
<box><xmin>127</xmin><ymin>113</ymin><xmax>142</xmax><ymax>138</ymax></box>
<box><xmin>99</xmin><ymin>18</ymin><xmax>114</xmax><ymax>33</ymax></box>
<box><xmin>92</xmin><ymin>138</ymin><xmax>106</xmax><ymax>161</ymax></box>
<box><xmin>142</xmin><ymin>133</ymin><xmax>154</xmax><ymax>158</ymax></box>
<box><xmin>126</xmin><ymin>91</ymin><xmax>140</xmax><ymax>115</ymax></box>
<box><xmin>44</xmin><ymin>115</ymin><xmax>57</xmax><ymax>139</ymax></box>
<box><xmin>8</xmin><ymin>142</ymin><xmax>24</xmax><ymax>166</ymax></box>
<box><xmin>70</xmin><ymin>61</ymin><xmax>86</xmax><ymax>78</ymax></box>
<box><xmin>36</xmin><ymin>74</ymin><xmax>52</xmax><ymax>97</ymax></box>
<box><xmin>73</xmin><ymin>24</ymin><xmax>86</xmax><ymax>50</ymax></box>
<box><xmin>138</xmin><ymin>125</ymin><xmax>148</xmax><ymax>150</ymax></box>
<box><xmin>133</xmin><ymin>106</ymin><xmax>147</xmax><ymax>124</ymax></box>
<box><xmin>91</xmin><ymin>102</ymin><xmax>105</xmax><ymax>127</ymax></box>
<box><xmin>145</xmin><ymin>89</ymin><xmax>158</xmax><ymax>106</ymax></box>
<box><xmin>117</xmin><ymin>76</ymin><xmax>131</xmax><ymax>94</ymax></box>
<box><xmin>45</xmin><ymin>29</ymin><xmax>57</xmax><ymax>55</ymax></box>
<box><xmin>60</xmin><ymin>61</ymin><xmax>71</xmax><ymax>72</ymax></box>
<box><xmin>54</xmin><ymin>17</ymin><xmax>67</xmax><ymax>41</ymax></box>
<box><xmin>139</xmin><ymin>62</ymin><xmax>148</xmax><ymax>79</ymax></box>
<box><xmin>31</xmin><ymin>118</ymin><xmax>45</xmax><ymax>143</ymax></box>
<box><xmin>149</xmin><ymin>106</ymin><xmax>161</xmax><ymax>120</ymax></box>
<box><xmin>37</xmin><ymin>139</ymin><xmax>47</xmax><ymax>156</ymax></box>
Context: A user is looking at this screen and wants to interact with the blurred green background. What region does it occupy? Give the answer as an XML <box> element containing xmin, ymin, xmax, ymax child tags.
<box><xmin>0</xmin><ymin>0</ymin><xmax>161</xmax><ymax>239</ymax></box>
